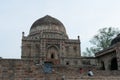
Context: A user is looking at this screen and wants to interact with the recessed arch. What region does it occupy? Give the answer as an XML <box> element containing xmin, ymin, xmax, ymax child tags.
<box><xmin>100</xmin><ymin>61</ymin><xmax>105</xmax><ymax>70</ymax></box>
<box><xmin>110</xmin><ymin>57</ymin><xmax>118</xmax><ymax>70</ymax></box>
<box><xmin>47</xmin><ymin>45</ymin><xmax>59</xmax><ymax>59</ymax></box>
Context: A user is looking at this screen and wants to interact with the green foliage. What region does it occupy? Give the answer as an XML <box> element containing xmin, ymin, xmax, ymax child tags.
<box><xmin>83</xmin><ymin>27</ymin><xmax>119</xmax><ymax>57</ymax></box>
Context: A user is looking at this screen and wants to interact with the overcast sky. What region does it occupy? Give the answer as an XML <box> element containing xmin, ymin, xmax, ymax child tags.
<box><xmin>0</xmin><ymin>0</ymin><xmax>120</xmax><ymax>58</ymax></box>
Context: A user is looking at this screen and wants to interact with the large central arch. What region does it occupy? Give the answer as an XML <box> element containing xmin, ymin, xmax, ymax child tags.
<box><xmin>46</xmin><ymin>45</ymin><xmax>60</xmax><ymax>64</ymax></box>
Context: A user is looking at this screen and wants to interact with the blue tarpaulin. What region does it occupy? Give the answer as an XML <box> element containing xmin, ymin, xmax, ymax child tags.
<box><xmin>44</xmin><ymin>62</ymin><xmax>53</xmax><ymax>73</ymax></box>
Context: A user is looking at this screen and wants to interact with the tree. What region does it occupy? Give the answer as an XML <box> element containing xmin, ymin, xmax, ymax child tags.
<box><xmin>83</xmin><ymin>27</ymin><xmax>120</xmax><ymax>57</ymax></box>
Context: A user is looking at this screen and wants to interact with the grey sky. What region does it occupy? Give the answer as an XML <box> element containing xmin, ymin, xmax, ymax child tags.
<box><xmin>0</xmin><ymin>0</ymin><xmax>120</xmax><ymax>58</ymax></box>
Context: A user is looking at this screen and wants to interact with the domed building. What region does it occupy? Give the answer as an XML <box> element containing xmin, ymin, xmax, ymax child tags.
<box><xmin>0</xmin><ymin>15</ymin><xmax>85</xmax><ymax>80</ymax></box>
<box><xmin>22</xmin><ymin>15</ymin><xmax>81</xmax><ymax>66</ymax></box>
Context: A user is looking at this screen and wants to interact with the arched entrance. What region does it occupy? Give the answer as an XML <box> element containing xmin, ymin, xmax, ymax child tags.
<box><xmin>110</xmin><ymin>57</ymin><xmax>118</xmax><ymax>70</ymax></box>
<box><xmin>100</xmin><ymin>61</ymin><xmax>105</xmax><ymax>70</ymax></box>
<box><xmin>47</xmin><ymin>45</ymin><xmax>59</xmax><ymax>64</ymax></box>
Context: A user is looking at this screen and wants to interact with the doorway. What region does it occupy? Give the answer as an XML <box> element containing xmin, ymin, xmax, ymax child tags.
<box><xmin>110</xmin><ymin>57</ymin><xmax>118</xmax><ymax>70</ymax></box>
<box><xmin>101</xmin><ymin>61</ymin><xmax>105</xmax><ymax>70</ymax></box>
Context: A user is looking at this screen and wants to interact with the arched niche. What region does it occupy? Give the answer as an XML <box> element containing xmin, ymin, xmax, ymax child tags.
<box><xmin>100</xmin><ymin>61</ymin><xmax>105</xmax><ymax>70</ymax></box>
<box><xmin>47</xmin><ymin>45</ymin><xmax>59</xmax><ymax>59</ymax></box>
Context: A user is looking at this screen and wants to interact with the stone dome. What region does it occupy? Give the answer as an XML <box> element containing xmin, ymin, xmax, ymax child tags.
<box><xmin>29</xmin><ymin>15</ymin><xmax>68</xmax><ymax>39</ymax></box>
<box><xmin>111</xmin><ymin>34</ymin><xmax>120</xmax><ymax>45</ymax></box>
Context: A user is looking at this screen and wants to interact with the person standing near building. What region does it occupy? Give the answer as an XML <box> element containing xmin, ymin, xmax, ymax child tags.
<box><xmin>80</xmin><ymin>68</ymin><xmax>83</xmax><ymax>74</ymax></box>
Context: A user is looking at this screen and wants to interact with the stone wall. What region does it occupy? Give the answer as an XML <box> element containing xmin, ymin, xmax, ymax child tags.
<box><xmin>1</xmin><ymin>59</ymin><xmax>120</xmax><ymax>80</ymax></box>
